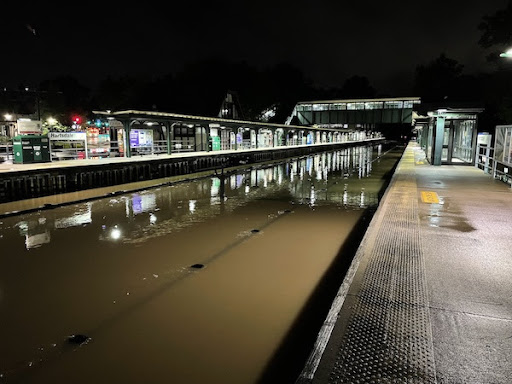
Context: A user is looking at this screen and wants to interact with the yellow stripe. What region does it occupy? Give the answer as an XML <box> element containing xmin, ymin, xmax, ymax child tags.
<box><xmin>421</xmin><ymin>191</ymin><xmax>439</xmax><ymax>204</ymax></box>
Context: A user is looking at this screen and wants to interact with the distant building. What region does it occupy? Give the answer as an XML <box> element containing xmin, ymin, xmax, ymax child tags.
<box><xmin>287</xmin><ymin>97</ymin><xmax>421</xmax><ymax>139</ymax></box>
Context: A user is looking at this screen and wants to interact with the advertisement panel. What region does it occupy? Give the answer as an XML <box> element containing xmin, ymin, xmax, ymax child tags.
<box><xmin>130</xmin><ymin>129</ymin><xmax>153</xmax><ymax>147</ymax></box>
<box><xmin>87</xmin><ymin>127</ymin><xmax>110</xmax><ymax>156</ymax></box>
<box><xmin>17</xmin><ymin>120</ymin><xmax>42</xmax><ymax>135</ymax></box>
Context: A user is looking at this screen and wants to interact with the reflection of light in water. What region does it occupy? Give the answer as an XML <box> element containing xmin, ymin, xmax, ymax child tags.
<box><xmin>149</xmin><ymin>213</ymin><xmax>157</xmax><ymax>224</ymax></box>
<box><xmin>268</xmin><ymin>169</ymin><xmax>273</xmax><ymax>183</ymax></box>
<box><xmin>111</xmin><ymin>226</ymin><xmax>122</xmax><ymax>240</ymax></box>
<box><xmin>129</xmin><ymin>193</ymin><xmax>156</xmax><ymax>216</ymax></box>
<box><xmin>16</xmin><ymin>221</ymin><xmax>29</xmax><ymax>233</ymax></box>
<box><xmin>360</xmin><ymin>190</ymin><xmax>365</xmax><ymax>207</ymax></box>
<box><xmin>188</xmin><ymin>200</ymin><xmax>196</xmax><ymax>213</ymax></box>
<box><xmin>236</xmin><ymin>174</ymin><xmax>244</xmax><ymax>189</ymax></box>
<box><xmin>343</xmin><ymin>189</ymin><xmax>348</xmax><ymax>205</ymax></box>
<box><xmin>316</xmin><ymin>167</ymin><xmax>323</xmax><ymax>181</ymax></box>
<box><xmin>245</xmin><ymin>185</ymin><xmax>250</xmax><ymax>194</ymax></box>
<box><xmin>54</xmin><ymin>203</ymin><xmax>92</xmax><ymax>229</ymax></box>
<box><xmin>211</xmin><ymin>178</ymin><xmax>220</xmax><ymax>197</ymax></box>
<box><xmin>310</xmin><ymin>186</ymin><xmax>316</xmax><ymax>205</ymax></box>
<box><xmin>25</xmin><ymin>232</ymin><xmax>50</xmax><ymax>249</ymax></box>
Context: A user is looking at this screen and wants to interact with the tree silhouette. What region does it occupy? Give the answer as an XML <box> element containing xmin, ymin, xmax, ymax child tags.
<box><xmin>413</xmin><ymin>54</ymin><xmax>465</xmax><ymax>103</ymax></box>
<box><xmin>339</xmin><ymin>75</ymin><xmax>376</xmax><ymax>99</ymax></box>
<box><xmin>479</xmin><ymin>1</ymin><xmax>512</xmax><ymax>62</ymax></box>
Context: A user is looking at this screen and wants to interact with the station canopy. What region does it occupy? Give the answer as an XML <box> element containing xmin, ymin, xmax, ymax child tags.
<box><xmin>93</xmin><ymin>109</ymin><xmax>337</xmax><ymax>133</ymax></box>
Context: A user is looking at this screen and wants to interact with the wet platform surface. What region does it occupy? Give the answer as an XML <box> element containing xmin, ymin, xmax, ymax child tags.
<box><xmin>299</xmin><ymin>142</ymin><xmax>512</xmax><ymax>383</ymax></box>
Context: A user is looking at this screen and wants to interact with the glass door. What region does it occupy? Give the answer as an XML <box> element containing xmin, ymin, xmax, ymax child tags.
<box><xmin>441</xmin><ymin>121</ymin><xmax>454</xmax><ymax>162</ymax></box>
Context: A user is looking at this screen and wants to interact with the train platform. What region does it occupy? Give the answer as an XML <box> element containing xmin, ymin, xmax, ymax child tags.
<box><xmin>0</xmin><ymin>139</ymin><xmax>383</xmax><ymax>216</ymax></box>
<box><xmin>0</xmin><ymin>139</ymin><xmax>382</xmax><ymax>174</ymax></box>
<box><xmin>298</xmin><ymin>142</ymin><xmax>512</xmax><ymax>383</ymax></box>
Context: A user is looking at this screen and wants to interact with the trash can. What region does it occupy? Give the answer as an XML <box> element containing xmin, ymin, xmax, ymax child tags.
<box><xmin>13</xmin><ymin>135</ymin><xmax>51</xmax><ymax>164</ymax></box>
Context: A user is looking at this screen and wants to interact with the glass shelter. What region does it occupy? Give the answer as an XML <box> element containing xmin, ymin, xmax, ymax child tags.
<box><xmin>494</xmin><ymin>125</ymin><xmax>512</xmax><ymax>166</ymax></box>
<box><xmin>418</xmin><ymin>108</ymin><xmax>483</xmax><ymax>165</ymax></box>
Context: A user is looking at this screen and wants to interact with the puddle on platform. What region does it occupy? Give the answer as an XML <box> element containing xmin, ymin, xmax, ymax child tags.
<box><xmin>421</xmin><ymin>198</ymin><xmax>476</xmax><ymax>232</ymax></box>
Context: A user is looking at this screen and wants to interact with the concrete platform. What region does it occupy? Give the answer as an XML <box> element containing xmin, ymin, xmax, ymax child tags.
<box><xmin>0</xmin><ymin>139</ymin><xmax>382</xmax><ymax>174</ymax></box>
<box><xmin>298</xmin><ymin>142</ymin><xmax>512</xmax><ymax>383</ymax></box>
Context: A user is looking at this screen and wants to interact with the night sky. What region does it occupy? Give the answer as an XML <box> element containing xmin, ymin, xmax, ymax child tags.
<box><xmin>2</xmin><ymin>0</ymin><xmax>509</xmax><ymax>95</ymax></box>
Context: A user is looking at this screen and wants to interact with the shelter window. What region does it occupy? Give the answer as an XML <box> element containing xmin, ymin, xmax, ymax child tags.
<box><xmin>384</xmin><ymin>101</ymin><xmax>403</xmax><ymax>109</ymax></box>
<box><xmin>504</xmin><ymin>127</ymin><xmax>512</xmax><ymax>164</ymax></box>
<box><xmin>313</xmin><ymin>104</ymin><xmax>328</xmax><ymax>111</ymax></box>
<box><xmin>355</xmin><ymin>103</ymin><xmax>365</xmax><ymax>110</ymax></box>
<box><xmin>330</xmin><ymin>103</ymin><xmax>346</xmax><ymax>110</ymax></box>
<box><xmin>174</xmin><ymin>126</ymin><xmax>195</xmax><ymax>136</ymax></box>
<box><xmin>404</xmin><ymin>101</ymin><xmax>414</xmax><ymax>108</ymax></box>
<box><xmin>347</xmin><ymin>103</ymin><xmax>356</xmax><ymax>110</ymax></box>
<box><xmin>365</xmin><ymin>102</ymin><xmax>384</xmax><ymax>109</ymax></box>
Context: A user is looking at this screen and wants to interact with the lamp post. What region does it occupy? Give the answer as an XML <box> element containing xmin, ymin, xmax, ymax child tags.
<box><xmin>500</xmin><ymin>48</ymin><xmax>512</xmax><ymax>57</ymax></box>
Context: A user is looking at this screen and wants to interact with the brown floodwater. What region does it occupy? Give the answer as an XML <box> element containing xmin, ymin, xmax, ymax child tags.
<box><xmin>0</xmin><ymin>144</ymin><xmax>403</xmax><ymax>384</ymax></box>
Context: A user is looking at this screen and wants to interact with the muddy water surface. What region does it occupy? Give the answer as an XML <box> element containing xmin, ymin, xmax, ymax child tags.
<box><xmin>0</xmin><ymin>144</ymin><xmax>403</xmax><ymax>383</ymax></box>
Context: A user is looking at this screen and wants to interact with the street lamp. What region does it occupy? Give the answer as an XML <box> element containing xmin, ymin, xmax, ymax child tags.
<box><xmin>500</xmin><ymin>48</ymin><xmax>512</xmax><ymax>57</ymax></box>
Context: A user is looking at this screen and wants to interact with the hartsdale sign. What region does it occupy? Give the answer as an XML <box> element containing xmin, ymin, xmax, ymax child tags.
<box><xmin>49</xmin><ymin>132</ymin><xmax>86</xmax><ymax>141</ymax></box>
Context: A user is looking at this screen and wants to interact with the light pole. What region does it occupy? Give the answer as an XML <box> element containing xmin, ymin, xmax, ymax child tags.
<box><xmin>500</xmin><ymin>48</ymin><xmax>512</xmax><ymax>57</ymax></box>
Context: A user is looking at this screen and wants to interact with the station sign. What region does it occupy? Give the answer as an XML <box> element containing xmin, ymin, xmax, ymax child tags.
<box><xmin>49</xmin><ymin>132</ymin><xmax>87</xmax><ymax>141</ymax></box>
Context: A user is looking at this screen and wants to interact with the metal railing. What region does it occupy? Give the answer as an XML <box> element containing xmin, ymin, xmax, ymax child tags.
<box><xmin>475</xmin><ymin>144</ymin><xmax>512</xmax><ymax>187</ymax></box>
<box><xmin>0</xmin><ymin>144</ymin><xmax>13</xmax><ymax>162</ymax></box>
<box><xmin>453</xmin><ymin>145</ymin><xmax>474</xmax><ymax>163</ymax></box>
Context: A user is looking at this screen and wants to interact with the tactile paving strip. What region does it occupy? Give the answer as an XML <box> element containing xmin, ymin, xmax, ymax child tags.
<box><xmin>328</xmin><ymin>151</ymin><xmax>437</xmax><ymax>383</ymax></box>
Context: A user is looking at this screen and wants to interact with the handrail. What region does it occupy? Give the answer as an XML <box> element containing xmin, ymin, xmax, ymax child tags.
<box><xmin>475</xmin><ymin>144</ymin><xmax>512</xmax><ymax>187</ymax></box>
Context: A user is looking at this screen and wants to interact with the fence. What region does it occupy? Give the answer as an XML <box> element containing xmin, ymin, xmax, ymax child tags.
<box><xmin>0</xmin><ymin>144</ymin><xmax>13</xmax><ymax>162</ymax></box>
<box><xmin>475</xmin><ymin>144</ymin><xmax>512</xmax><ymax>187</ymax></box>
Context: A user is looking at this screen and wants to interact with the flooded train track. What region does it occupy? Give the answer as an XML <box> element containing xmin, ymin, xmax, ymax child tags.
<box><xmin>0</xmin><ymin>144</ymin><xmax>404</xmax><ymax>383</ymax></box>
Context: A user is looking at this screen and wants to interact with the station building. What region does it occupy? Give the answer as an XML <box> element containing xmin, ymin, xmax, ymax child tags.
<box><xmin>286</xmin><ymin>97</ymin><xmax>421</xmax><ymax>140</ymax></box>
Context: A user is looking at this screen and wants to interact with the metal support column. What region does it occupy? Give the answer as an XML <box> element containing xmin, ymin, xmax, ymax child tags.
<box><xmin>166</xmin><ymin>122</ymin><xmax>172</xmax><ymax>155</ymax></box>
<box><xmin>206</xmin><ymin>126</ymin><xmax>210</xmax><ymax>152</ymax></box>
<box><xmin>123</xmin><ymin>119</ymin><xmax>132</xmax><ymax>158</ymax></box>
<box><xmin>433</xmin><ymin>116</ymin><xmax>445</xmax><ymax>166</ymax></box>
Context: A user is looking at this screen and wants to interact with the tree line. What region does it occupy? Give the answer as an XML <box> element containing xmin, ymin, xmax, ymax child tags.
<box><xmin>2</xmin><ymin>1</ymin><xmax>512</xmax><ymax>133</ymax></box>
